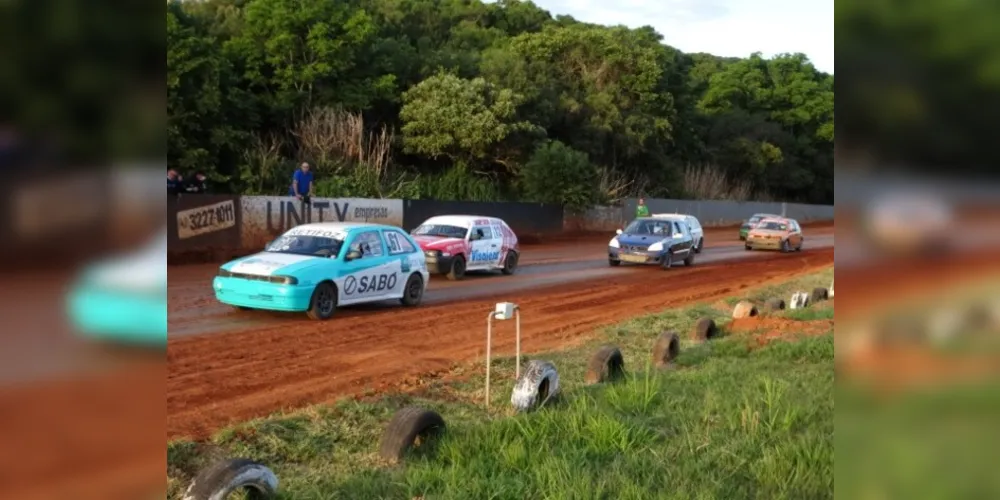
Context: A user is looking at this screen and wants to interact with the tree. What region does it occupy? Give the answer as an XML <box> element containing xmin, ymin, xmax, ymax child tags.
<box><xmin>520</xmin><ymin>140</ymin><xmax>598</xmax><ymax>210</ymax></box>
<box><xmin>400</xmin><ymin>72</ymin><xmax>538</xmax><ymax>170</ymax></box>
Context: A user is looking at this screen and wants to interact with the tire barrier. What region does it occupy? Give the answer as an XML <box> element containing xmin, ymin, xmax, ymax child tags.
<box><xmin>693</xmin><ymin>317</ymin><xmax>719</xmax><ymax>341</ymax></box>
<box><xmin>651</xmin><ymin>331</ymin><xmax>681</xmax><ymax>368</ymax></box>
<box><xmin>585</xmin><ymin>345</ymin><xmax>625</xmax><ymax>385</ymax></box>
<box><xmin>182</xmin><ymin>458</ymin><xmax>278</xmax><ymax>500</ymax></box>
<box><xmin>764</xmin><ymin>298</ymin><xmax>786</xmax><ymax>312</ymax></box>
<box><xmin>511</xmin><ymin>360</ymin><xmax>560</xmax><ymax>412</ymax></box>
<box><xmin>732</xmin><ymin>300</ymin><xmax>758</xmax><ymax>319</ymax></box>
<box><xmin>378</xmin><ymin>406</ymin><xmax>446</xmax><ymax>463</ymax></box>
<box><xmin>790</xmin><ymin>291</ymin><xmax>810</xmax><ymax>309</ymax></box>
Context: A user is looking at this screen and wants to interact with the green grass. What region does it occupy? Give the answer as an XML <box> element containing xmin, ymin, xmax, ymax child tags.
<box><xmin>167</xmin><ymin>267</ymin><xmax>835</xmax><ymax>499</ymax></box>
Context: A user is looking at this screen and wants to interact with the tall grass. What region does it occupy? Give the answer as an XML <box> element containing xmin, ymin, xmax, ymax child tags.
<box><xmin>683</xmin><ymin>164</ymin><xmax>772</xmax><ymax>201</ymax></box>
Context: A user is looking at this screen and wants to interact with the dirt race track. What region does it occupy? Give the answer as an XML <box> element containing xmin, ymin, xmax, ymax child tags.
<box><xmin>168</xmin><ymin>223</ymin><xmax>835</xmax><ymax>440</ymax></box>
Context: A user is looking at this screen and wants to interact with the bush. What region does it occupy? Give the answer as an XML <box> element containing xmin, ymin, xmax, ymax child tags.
<box><xmin>520</xmin><ymin>140</ymin><xmax>598</xmax><ymax>210</ymax></box>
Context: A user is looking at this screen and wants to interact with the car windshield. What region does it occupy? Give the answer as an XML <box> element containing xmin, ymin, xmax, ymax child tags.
<box><xmin>266</xmin><ymin>234</ymin><xmax>344</xmax><ymax>257</ymax></box>
<box><xmin>759</xmin><ymin>221</ymin><xmax>787</xmax><ymax>231</ymax></box>
<box><xmin>413</xmin><ymin>224</ymin><xmax>467</xmax><ymax>239</ymax></box>
<box><xmin>624</xmin><ymin>219</ymin><xmax>672</xmax><ymax>235</ymax></box>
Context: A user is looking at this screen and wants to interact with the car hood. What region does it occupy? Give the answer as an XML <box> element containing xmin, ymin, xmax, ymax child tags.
<box><xmin>223</xmin><ymin>252</ymin><xmax>324</xmax><ymax>276</ymax></box>
<box><xmin>82</xmin><ymin>239</ymin><xmax>166</xmax><ymax>293</ymax></box>
<box><xmin>616</xmin><ymin>233</ymin><xmax>670</xmax><ymax>246</ymax></box>
<box><xmin>412</xmin><ymin>235</ymin><xmax>464</xmax><ymax>250</ymax></box>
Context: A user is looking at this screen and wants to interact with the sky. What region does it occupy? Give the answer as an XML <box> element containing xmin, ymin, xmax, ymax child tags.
<box><xmin>532</xmin><ymin>0</ymin><xmax>834</xmax><ymax>74</ymax></box>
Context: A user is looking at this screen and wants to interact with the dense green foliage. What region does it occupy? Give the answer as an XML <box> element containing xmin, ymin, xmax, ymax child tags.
<box><xmin>168</xmin><ymin>0</ymin><xmax>834</xmax><ymax>205</ymax></box>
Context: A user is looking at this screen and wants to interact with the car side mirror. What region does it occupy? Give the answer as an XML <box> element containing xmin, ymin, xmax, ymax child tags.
<box><xmin>345</xmin><ymin>249</ymin><xmax>362</xmax><ymax>261</ymax></box>
<box><xmin>616</xmin><ymin>229</ymin><xmax>623</xmax><ymax>235</ymax></box>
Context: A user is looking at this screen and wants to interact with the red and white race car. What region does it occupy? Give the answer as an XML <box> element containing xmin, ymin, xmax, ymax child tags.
<box><xmin>410</xmin><ymin>215</ymin><xmax>520</xmax><ymax>280</ymax></box>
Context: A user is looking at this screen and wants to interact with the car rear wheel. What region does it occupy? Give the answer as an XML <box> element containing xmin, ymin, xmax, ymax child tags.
<box><xmin>399</xmin><ymin>273</ymin><xmax>424</xmax><ymax>306</ymax></box>
<box><xmin>306</xmin><ymin>282</ymin><xmax>337</xmax><ymax>320</ymax></box>
<box><xmin>447</xmin><ymin>256</ymin><xmax>466</xmax><ymax>280</ymax></box>
<box><xmin>694</xmin><ymin>238</ymin><xmax>703</xmax><ymax>253</ymax></box>
<box><xmin>796</xmin><ymin>239</ymin><xmax>804</xmax><ymax>251</ymax></box>
<box><xmin>608</xmin><ymin>259</ymin><xmax>620</xmax><ymax>267</ymax></box>
<box><xmin>501</xmin><ymin>251</ymin><xmax>518</xmax><ymax>275</ymax></box>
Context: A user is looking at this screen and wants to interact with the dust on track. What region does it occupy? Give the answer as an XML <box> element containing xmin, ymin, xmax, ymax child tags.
<box><xmin>167</xmin><ymin>244</ymin><xmax>834</xmax><ymax>441</ymax></box>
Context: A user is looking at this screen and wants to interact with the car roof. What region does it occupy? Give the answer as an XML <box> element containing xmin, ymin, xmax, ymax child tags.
<box><xmin>651</xmin><ymin>213</ymin><xmax>697</xmax><ymax>221</ymax></box>
<box><xmin>421</xmin><ymin>215</ymin><xmax>505</xmax><ymax>228</ymax></box>
<box><xmin>752</xmin><ymin>213</ymin><xmax>781</xmax><ymax>218</ymax></box>
<box><xmin>288</xmin><ymin>222</ymin><xmax>387</xmax><ymax>232</ymax></box>
<box><xmin>757</xmin><ymin>217</ymin><xmax>794</xmax><ymax>225</ymax></box>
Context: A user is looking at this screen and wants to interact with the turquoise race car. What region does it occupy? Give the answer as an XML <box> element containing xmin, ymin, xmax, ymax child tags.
<box><xmin>214</xmin><ymin>222</ymin><xmax>430</xmax><ymax>320</ymax></box>
<box><xmin>67</xmin><ymin>228</ymin><xmax>167</xmax><ymax>347</ymax></box>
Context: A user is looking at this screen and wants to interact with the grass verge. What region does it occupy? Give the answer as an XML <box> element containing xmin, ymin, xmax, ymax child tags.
<box><xmin>168</xmin><ymin>266</ymin><xmax>834</xmax><ymax>499</ymax></box>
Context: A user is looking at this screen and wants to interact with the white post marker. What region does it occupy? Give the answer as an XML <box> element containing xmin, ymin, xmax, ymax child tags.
<box><xmin>485</xmin><ymin>302</ymin><xmax>521</xmax><ymax>408</ymax></box>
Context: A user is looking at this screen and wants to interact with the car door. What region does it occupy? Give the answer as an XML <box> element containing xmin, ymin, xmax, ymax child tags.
<box><xmin>382</xmin><ymin>229</ymin><xmax>422</xmax><ymax>297</ymax></box>
<box><xmin>488</xmin><ymin>222</ymin><xmax>508</xmax><ymax>267</ymax></box>
<box><xmin>687</xmin><ymin>216</ymin><xmax>703</xmax><ymax>243</ymax></box>
<box><xmin>338</xmin><ymin>230</ymin><xmax>397</xmax><ymax>305</ymax></box>
<box><xmin>669</xmin><ymin>221</ymin><xmax>693</xmax><ymax>262</ymax></box>
<box><xmin>467</xmin><ymin>224</ymin><xmax>499</xmax><ymax>270</ymax></box>
<box><xmin>791</xmin><ymin>220</ymin><xmax>804</xmax><ymax>247</ymax></box>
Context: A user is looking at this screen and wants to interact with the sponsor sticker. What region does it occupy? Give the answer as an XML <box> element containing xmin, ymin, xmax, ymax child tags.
<box><xmin>343</xmin><ymin>273</ymin><xmax>397</xmax><ymax>295</ymax></box>
<box><xmin>470</xmin><ymin>250</ymin><xmax>500</xmax><ymax>262</ymax></box>
<box><xmin>177</xmin><ymin>200</ymin><xmax>236</xmax><ymax>239</ymax></box>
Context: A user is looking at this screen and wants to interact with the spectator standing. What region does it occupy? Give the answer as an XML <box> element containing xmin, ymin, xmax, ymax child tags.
<box><xmin>289</xmin><ymin>162</ymin><xmax>315</xmax><ymax>204</ymax></box>
<box><xmin>635</xmin><ymin>197</ymin><xmax>650</xmax><ymax>218</ymax></box>
<box><xmin>167</xmin><ymin>169</ymin><xmax>183</xmax><ymax>196</ymax></box>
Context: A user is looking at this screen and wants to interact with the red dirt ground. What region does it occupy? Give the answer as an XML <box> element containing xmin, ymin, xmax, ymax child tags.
<box><xmin>167</xmin><ymin>246</ymin><xmax>834</xmax><ymax>441</ymax></box>
<box><xmin>728</xmin><ymin>315</ymin><xmax>835</xmax><ymax>347</ymax></box>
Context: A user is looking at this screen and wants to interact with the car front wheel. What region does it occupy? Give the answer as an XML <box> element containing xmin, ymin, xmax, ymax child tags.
<box><xmin>306</xmin><ymin>282</ymin><xmax>337</xmax><ymax>320</ymax></box>
<box><xmin>447</xmin><ymin>256</ymin><xmax>466</xmax><ymax>280</ymax></box>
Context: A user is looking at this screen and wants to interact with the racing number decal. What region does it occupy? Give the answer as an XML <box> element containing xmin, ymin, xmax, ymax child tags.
<box><xmin>386</xmin><ymin>232</ymin><xmax>402</xmax><ymax>253</ymax></box>
<box><xmin>343</xmin><ymin>274</ymin><xmax>397</xmax><ymax>296</ymax></box>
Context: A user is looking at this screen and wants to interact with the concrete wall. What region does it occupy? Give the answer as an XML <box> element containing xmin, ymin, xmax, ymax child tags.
<box><xmin>167</xmin><ymin>194</ymin><xmax>834</xmax><ymax>261</ymax></box>
<box><xmin>240</xmin><ymin>196</ymin><xmax>404</xmax><ymax>250</ymax></box>
<box><xmin>622</xmin><ymin>198</ymin><xmax>834</xmax><ymax>227</ymax></box>
<box><xmin>563</xmin><ymin>206</ymin><xmax>622</xmax><ymax>232</ymax></box>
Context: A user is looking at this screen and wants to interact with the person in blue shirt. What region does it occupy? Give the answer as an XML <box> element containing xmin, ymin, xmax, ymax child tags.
<box><xmin>289</xmin><ymin>162</ymin><xmax>315</xmax><ymax>202</ymax></box>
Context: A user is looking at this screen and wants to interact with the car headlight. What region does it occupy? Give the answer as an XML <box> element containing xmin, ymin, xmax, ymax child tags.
<box><xmin>648</xmin><ymin>241</ymin><xmax>664</xmax><ymax>252</ymax></box>
<box><xmin>274</xmin><ymin>275</ymin><xmax>298</xmax><ymax>285</ymax></box>
<box><xmin>425</xmin><ymin>250</ymin><xmax>440</xmax><ymax>258</ymax></box>
<box><xmin>608</xmin><ymin>237</ymin><xmax>619</xmax><ymax>248</ymax></box>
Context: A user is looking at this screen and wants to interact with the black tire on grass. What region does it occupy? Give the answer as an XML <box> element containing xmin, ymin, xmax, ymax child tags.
<box><xmin>811</xmin><ymin>287</ymin><xmax>829</xmax><ymax>303</ymax></box>
<box><xmin>584</xmin><ymin>345</ymin><xmax>625</xmax><ymax>385</ymax></box>
<box><xmin>182</xmin><ymin>459</ymin><xmax>278</xmax><ymax>500</ymax></box>
<box><xmin>693</xmin><ymin>317</ymin><xmax>719</xmax><ymax>341</ymax></box>
<box><xmin>651</xmin><ymin>331</ymin><xmax>681</xmax><ymax>368</ymax></box>
<box><xmin>765</xmin><ymin>298</ymin><xmax>786</xmax><ymax>312</ymax></box>
<box><xmin>378</xmin><ymin>406</ymin><xmax>446</xmax><ymax>463</ymax></box>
